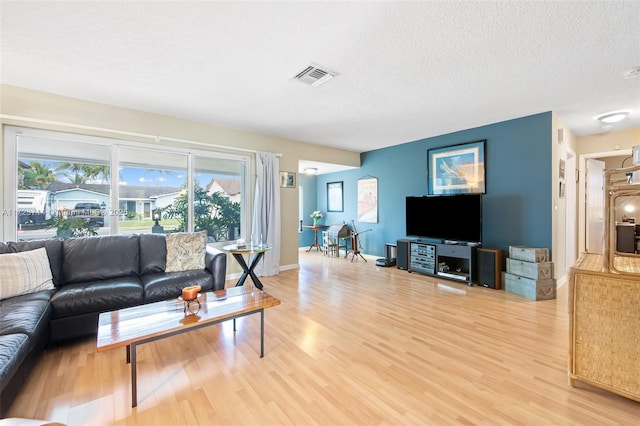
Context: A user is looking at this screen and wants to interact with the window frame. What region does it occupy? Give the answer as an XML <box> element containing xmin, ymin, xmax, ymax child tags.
<box><xmin>3</xmin><ymin>125</ymin><xmax>251</xmax><ymax>245</ymax></box>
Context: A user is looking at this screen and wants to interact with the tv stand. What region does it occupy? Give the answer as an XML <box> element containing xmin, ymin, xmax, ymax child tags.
<box><xmin>406</xmin><ymin>240</ymin><xmax>476</xmax><ymax>286</ymax></box>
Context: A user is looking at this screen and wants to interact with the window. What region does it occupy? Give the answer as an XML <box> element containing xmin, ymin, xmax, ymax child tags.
<box><xmin>119</xmin><ymin>147</ymin><xmax>188</xmax><ymax>234</ymax></box>
<box><xmin>11</xmin><ymin>131</ymin><xmax>112</xmax><ymax>240</ymax></box>
<box><xmin>3</xmin><ymin>126</ymin><xmax>250</xmax><ymax>244</ymax></box>
<box><xmin>192</xmin><ymin>155</ymin><xmax>246</xmax><ymax>242</ymax></box>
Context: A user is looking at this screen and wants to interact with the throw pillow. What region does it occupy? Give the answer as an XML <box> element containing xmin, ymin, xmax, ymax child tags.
<box><xmin>165</xmin><ymin>231</ymin><xmax>207</xmax><ymax>272</ymax></box>
<box><xmin>0</xmin><ymin>247</ymin><xmax>55</xmax><ymax>300</ymax></box>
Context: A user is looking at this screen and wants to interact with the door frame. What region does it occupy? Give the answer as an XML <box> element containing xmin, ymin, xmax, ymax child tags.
<box><xmin>565</xmin><ymin>149</ymin><xmax>577</xmax><ymax>268</ymax></box>
<box><xmin>578</xmin><ymin>149</ymin><xmax>631</xmax><ymax>254</ymax></box>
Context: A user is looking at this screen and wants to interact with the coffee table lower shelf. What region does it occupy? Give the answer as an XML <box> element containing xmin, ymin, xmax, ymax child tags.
<box><xmin>96</xmin><ymin>286</ymin><xmax>281</xmax><ymax>407</ymax></box>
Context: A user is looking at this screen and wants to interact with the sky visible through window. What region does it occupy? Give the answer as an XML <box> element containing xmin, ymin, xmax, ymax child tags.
<box><xmin>20</xmin><ymin>157</ymin><xmax>237</xmax><ymax>188</ymax></box>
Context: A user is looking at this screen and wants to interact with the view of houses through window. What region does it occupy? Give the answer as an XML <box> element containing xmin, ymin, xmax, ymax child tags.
<box><xmin>7</xmin><ymin>127</ymin><xmax>248</xmax><ymax>244</ymax></box>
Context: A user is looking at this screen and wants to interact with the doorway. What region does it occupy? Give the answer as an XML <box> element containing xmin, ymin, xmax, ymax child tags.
<box><xmin>580</xmin><ymin>150</ymin><xmax>632</xmax><ymax>255</ymax></box>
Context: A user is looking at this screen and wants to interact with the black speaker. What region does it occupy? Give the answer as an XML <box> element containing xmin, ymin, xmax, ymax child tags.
<box><xmin>476</xmin><ymin>248</ymin><xmax>504</xmax><ymax>289</ymax></box>
<box><xmin>396</xmin><ymin>239</ymin><xmax>410</xmax><ymax>270</ymax></box>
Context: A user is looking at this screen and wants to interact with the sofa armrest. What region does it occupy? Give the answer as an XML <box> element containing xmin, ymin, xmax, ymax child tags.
<box><xmin>205</xmin><ymin>246</ymin><xmax>227</xmax><ymax>291</ymax></box>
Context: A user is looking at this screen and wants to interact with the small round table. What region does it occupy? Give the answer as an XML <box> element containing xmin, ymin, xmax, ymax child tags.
<box><xmin>223</xmin><ymin>244</ymin><xmax>272</xmax><ymax>290</ymax></box>
<box><xmin>302</xmin><ymin>225</ymin><xmax>328</xmax><ymax>252</ymax></box>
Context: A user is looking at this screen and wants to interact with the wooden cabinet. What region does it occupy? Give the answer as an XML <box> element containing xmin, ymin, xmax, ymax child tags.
<box><xmin>569</xmin><ymin>165</ymin><xmax>640</xmax><ymax>403</ymax></box>
<box><xmin>568</xmin><ymin>253</ymin><xmax>640</xmax><ymax>402</ymax></box>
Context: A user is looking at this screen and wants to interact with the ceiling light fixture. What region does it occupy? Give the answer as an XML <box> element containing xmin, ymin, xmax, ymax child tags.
<box><xmin>304</xmin><ymin>167</ymin><xmax>318</xmax><ymax>175</ymax></box>
<box><xmin>596</xmin><ymin>111</ymin><xmax>630</xmax><ymax>124</ymax></box>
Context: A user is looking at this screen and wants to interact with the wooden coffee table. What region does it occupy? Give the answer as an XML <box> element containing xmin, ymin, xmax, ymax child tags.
<box><xmin>96</xmin><ymin>285</ymin><xmax>281</xmax><ymax>407</ymax></box>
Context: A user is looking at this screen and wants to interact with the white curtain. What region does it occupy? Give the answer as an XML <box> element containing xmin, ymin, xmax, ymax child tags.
<box><xmin>252</xmin><ymin>152</ymin><xmax>281</xmax><ymax>276</ymax></box>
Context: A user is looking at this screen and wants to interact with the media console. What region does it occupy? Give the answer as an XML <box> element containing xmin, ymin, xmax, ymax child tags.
<box><xmin>401</xmin><ymin>239</ymin><xmax>477</xmax><ymax>286</ymax></box>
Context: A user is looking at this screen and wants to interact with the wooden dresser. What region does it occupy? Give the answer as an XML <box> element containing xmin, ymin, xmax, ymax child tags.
<box><xmin>568</xmin><ymin>252</ymin><xmax>640</xmax><ymax>402</ymax></box>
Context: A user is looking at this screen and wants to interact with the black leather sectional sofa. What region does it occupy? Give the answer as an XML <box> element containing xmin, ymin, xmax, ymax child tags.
<box><xmin>0</xmin><ymin>233</ymin><xmax>227</xmax><ymax>416</ymax></box>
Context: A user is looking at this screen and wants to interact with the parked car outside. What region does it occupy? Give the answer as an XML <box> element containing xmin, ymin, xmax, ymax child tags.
<box><xmin>71</xmin><ymin>202</ymin><xmax>105</xmax><ymax>227</ymax></box>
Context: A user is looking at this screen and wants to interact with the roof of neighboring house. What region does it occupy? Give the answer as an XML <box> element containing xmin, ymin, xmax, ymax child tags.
<box><xmin>207</xmin><ymin>178</ymin><xmax>241</xmax><ymax>196</ymax></box>
<box><xmin>46</xmin><ymin>183</ymin><xmax>182</xmax><ymax>199</ymax></box>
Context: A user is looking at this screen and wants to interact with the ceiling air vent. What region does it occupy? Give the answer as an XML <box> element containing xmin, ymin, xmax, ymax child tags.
<box><xmin>292</xmin><ymin>63</ymin><xmax>337</xmax><ymax>87</ymax></box>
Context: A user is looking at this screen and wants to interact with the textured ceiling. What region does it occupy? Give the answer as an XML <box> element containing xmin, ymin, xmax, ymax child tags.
<box><xmin>1</xmin><ymin>1</ymin><xmax>639</xmax><ymax>155</ymax></box>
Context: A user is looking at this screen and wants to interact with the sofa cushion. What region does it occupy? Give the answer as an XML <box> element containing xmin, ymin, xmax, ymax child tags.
<box><xmin>50</xmin><ymin>276</ymin><xmax>144</xmax><ymax>319</ymax></box>
<box><xmin>0</xmin><ymin>290</ymin><xmax>54</xmax><ymax>338</ymax></box>
<box><xmin>0</xmin><ymin>248</ymin><xmax>55</xmax><ymax>300</ymax></box>
<box><xmin>7</xmin><ymin>239</ymin><xmax>63</xmax><ymax>287</ymax></box>
<box><xmin>165</xmin><ymin>231</ymin><xmax>206</xmax><ymax>272</ymax></box>
<box><xmin>139</xmin><ymin>233</ymin><xmax>167</xmax><ymax>275</ymax></box>
<box><xmin>142</xmin><ymin>270</ymin><xmax>214</xmax><ymax>303</ymax></box>
<box><xmin>62</xmin><ymin>235</ymin><xmax>140</xmax><ymax>284</ymax></box>
<box><xmin>0</xmin><ymin>334</ymin><xmax>29</xmax><ymax>391</ymax></box>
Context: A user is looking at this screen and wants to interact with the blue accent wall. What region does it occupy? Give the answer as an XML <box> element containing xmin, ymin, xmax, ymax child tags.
<box><xmin>304</xmin><ymin>112</ymin><xmax>552</xmax><ymax>257</ymax></box>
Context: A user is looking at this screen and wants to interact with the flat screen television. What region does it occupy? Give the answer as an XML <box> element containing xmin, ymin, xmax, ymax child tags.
<box><xmin>406</xmin><ymin>194</ymin><xmax>482</xmax><ymax>244</ymax></box>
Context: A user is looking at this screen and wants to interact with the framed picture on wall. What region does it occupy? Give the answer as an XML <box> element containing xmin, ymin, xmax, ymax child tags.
<box><xmin>327</xmin><ymin>181</ymin><xmax>344</xmax><ymax>212</ymax></box>
<box><xmin>428</xmin><ymin>140</ymin><xmax>486</xmax><ymax>195</ymax></box>
<box><xmin>357</xmin><ymin>176</ymin><xmax>378</xmax><ymax>223</ymax></box>
<box><xmin>280</xmin><ymin>171</ymin><xmax>296</xmax><ymax>188</ymax></box>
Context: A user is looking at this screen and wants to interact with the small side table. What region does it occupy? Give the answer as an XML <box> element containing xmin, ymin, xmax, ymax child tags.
<box><xmin>223</xmin><ymin>244</ymin><xmax>272</xmax><ymax>290</ymax></box>
<box><xmin>303</xmin><ymin>225</ymin><xmax>328</xmax><ymax>252</ymax></box>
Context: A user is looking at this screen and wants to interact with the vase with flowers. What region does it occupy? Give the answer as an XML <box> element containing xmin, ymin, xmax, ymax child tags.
<box><xmin>310</xmin><ymin>210</ymin><xmax>323</xmax><ymax>226</ymax></box>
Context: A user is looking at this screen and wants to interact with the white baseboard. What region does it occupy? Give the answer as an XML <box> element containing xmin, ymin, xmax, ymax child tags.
<box><xmin>556</xmin><ymin>274</ymin><xmax>567</xmax><ymax>288</ymax></box>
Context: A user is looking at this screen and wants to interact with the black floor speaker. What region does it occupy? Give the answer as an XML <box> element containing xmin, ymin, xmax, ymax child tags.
<box><xmin>476</xmin><ymin>248</ymin><xmax>504</xmax><ymax>289</ymax></box>
<box><xmin>396</xmin><ymin>239</ymin><xmax>410</xmax><ymax>270</ymax></box>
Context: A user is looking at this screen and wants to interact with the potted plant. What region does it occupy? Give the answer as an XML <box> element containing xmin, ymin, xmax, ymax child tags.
<box><xmin>310</xmin><ymin>210</ymin><xmax>323</xmax><ymax>226</ymax></box>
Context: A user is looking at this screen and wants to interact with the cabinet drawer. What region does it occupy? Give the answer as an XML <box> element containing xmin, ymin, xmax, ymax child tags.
<box><xmin>437</xmin><ymin>244</ymin><xmax>471</xmax><ymax>257</ymax></box>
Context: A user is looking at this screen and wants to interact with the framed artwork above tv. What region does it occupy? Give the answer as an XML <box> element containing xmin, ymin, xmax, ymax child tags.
<box><xmin>427</xmin><ymin>140</ymin><xmax>486</xmax><ymax>195</ymax></box>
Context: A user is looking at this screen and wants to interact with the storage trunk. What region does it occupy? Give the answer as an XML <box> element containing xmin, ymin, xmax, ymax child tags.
<box><xmin>509</xmin><ymin>245</ymin><xmax>549</xmax><ymax>263</ymax></box>
<box><xmin>503</xmin><ymin>272</ymin><xmax>556</xmax><ymax>300</ymax></box>
<box><xmin>506</xmin><ymin>258</ymin><xmax>553</xmax><ymax>280</ymax></box>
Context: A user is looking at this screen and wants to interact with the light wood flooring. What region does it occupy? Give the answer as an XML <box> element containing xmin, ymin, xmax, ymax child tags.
<box><xmin>6</xmin><ymin>249</ymin><xmax>640</xmax><ymax>425</ymax></box>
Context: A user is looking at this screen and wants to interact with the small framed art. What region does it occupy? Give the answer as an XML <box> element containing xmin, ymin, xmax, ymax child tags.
<box><xmin>357</xmin><ymin>176</ymin><xmax>378</xmax><ymax>223</ymax></box>
<box><xmin>280</xmin><ymin>171</ymin><xmax>296</xmax><ymax>188</ymax></box>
